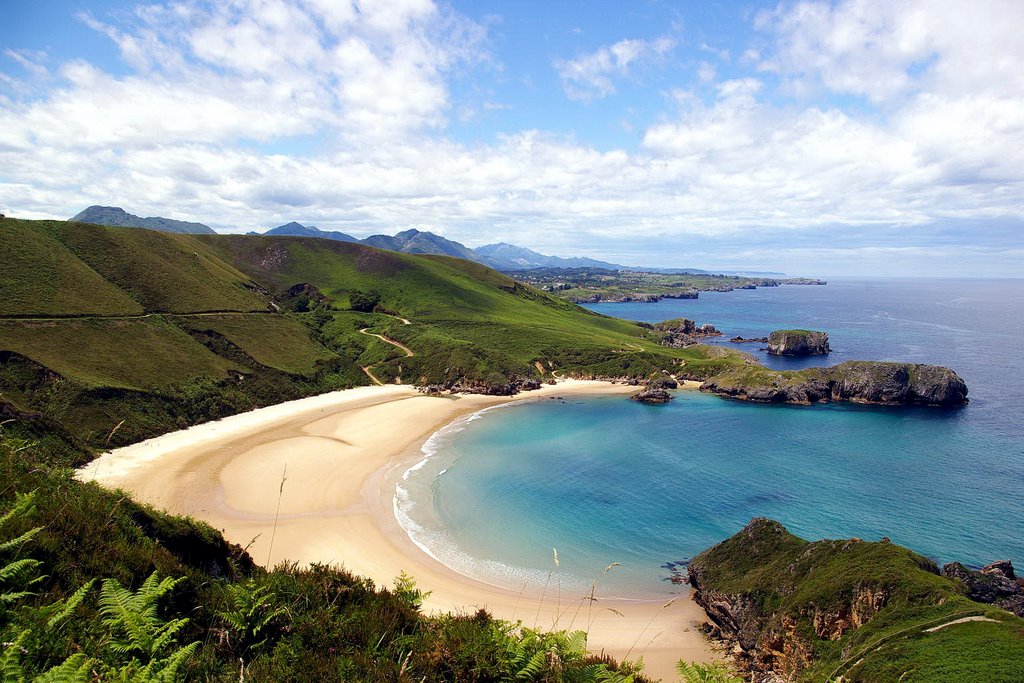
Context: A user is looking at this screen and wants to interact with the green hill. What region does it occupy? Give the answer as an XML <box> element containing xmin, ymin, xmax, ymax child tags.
<box><xmin>0</xmin><ymin>216</ymin><xmax>745</xmax><ymax>461</ymax></box>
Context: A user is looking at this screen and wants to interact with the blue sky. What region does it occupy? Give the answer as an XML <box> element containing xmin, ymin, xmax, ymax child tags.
<box><xmin>2</xmin><ymin>0</ymin><xmax>1023</xmax><ymax>276</ymax></box>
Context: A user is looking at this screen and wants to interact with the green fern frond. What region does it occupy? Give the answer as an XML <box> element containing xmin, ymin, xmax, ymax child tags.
<box><xmin>515</xmin><ymin>650</ymin><xmax>548</xmax><ymax>680</ymax></box>
<box><xmin>0</xmin><ymin>492</ymin><xmax>38</xmax><ymax>529</ymax></box>
<box><xmin>44</xmin><ymin>580</ymin><xmax>96</xmax><ymax>629</ymax></box>
<box><xmin>99</xmin><ymin>572</ymin><xmax>190</xmax><ymax>662</ymax></box>
<box><xmin>33</xmin><ymin>653</ymin><xmax>92</xmax><ymax>683</ymax></box>
<box><xmin>563</xmin><ymin>629</ymin><xmax>588</xmax><ymax>658</ymax></box>
<box><xmin>1</xmin><ymin>630</ymin><xmax>30</xmax><ymax>683</ymax></box>
<box><xmin>676</xmin><ymin>660</ymin><xmax>743</xmax><ymax>683</ymax></box>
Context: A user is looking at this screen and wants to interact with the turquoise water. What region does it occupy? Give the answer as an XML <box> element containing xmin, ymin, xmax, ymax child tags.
<box><xmin>396</xmin><ymin>279</ymin><xmax>1024</xmax><ymax>598</ymax></box>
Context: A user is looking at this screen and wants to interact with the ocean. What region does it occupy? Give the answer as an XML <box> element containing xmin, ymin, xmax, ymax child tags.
<box><xmin>395</xmin><ymin>278</ymin><xmax>1024</xmax><ymax>598</ymax></box>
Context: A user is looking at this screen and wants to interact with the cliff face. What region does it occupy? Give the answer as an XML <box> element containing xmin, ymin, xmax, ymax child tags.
<box><xmin>942</xmin><ymin>560</ymin><xmax>1024</xmax><ymax>617</ymax></box>
<box><xmin>767</xmin><ymin>330</ymin><xmax>830</xmax><ymax>356</ymax></box>
<box><xmin>700</xmin><ymin>361</ymin><xmax>968</xmax><ymax>407</ymax></box>
<box><xmin>686</xmin><ymin>519</ymin><xmax>1024</xmax><ymax>682</ymax></box>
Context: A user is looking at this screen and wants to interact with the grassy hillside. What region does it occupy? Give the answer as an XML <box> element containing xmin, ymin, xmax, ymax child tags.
<box><xmin>0</xmin><ymin>318</ymin><xmax>240</xmax><ymax>389</ymax></box>
<box><xmin>0</xmin><ymin>219</ymin><xmax>144</xmax><ymax>316</ymax></box>
<box><xmin>1</xmin><ymin>219</ymin><xmax>270</xmax><ymax>315</ymax></box>
<box><xmin>688</xmin><ymin>519</ymin><xmax>1024</xmax><ymax>682</ymax></box>
<box><xmin>0</xmin><ymin>217</ymin><xmax>750</xmax><ymax>464</ymax></box>
<box><xmin>170</xmin><ymin>313</ymin><xmax>336</xmax><ymax>376</ymax></box>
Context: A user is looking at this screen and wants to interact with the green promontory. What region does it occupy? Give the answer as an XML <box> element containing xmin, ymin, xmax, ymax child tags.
<box><xmin>688</xmin><ymin>519</ymin><xmax>1024</xmax><ymax>682</ymax></box>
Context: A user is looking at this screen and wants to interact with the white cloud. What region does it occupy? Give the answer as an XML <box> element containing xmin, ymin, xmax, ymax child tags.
<box><xmin>697</xmin><ymin>61</ymin><xmax>716</xmax><ymax>84</ymax></box>
<box><xmin>756</xmin><ymin>0</ymin><xmax>1024</xmax><ymax>103</ymax></box>
<box><xmin>0</xmin><ymin>0</ymin><xmax>1022</xmax><ymax>275</ymax></box>
<box><xmin>554</xmin><ymin>36</ymin><xmax>675</xmax><ymax>101</ymax></box>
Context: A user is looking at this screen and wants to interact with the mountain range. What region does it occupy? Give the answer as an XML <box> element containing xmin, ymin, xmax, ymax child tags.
<box><xmin>70</xmin><ymin>207</ymin><xmax>782</xmax><ymax>275</ymax></box>
<box><xmin>260</xmin><ymin>221</ymin><xmax>622</xmax><ymax>271</ymax></box>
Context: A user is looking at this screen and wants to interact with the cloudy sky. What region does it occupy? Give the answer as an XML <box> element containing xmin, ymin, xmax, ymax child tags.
<box><xmin>3</xmin><ymin>0</ymin><xmax>1023</xmax><ymax>275</ymax></box>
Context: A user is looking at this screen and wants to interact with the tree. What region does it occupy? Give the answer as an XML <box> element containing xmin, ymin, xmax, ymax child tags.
<box><xmin>349</xmin><ymin>290</ymin><xmax>381</xmax><ymax>313</ymax></box>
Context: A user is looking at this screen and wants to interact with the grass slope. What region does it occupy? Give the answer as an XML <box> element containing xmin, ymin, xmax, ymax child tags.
<box><xmin>0</xmin><ymin>318</ymin><xmax>240</xmax><ymax>389</ymax></box>
<box><xmin>0</xmin><ymin>433</ymin><xmax>648</xmax><ymax>682</ymax></box>
<box><xmin>0</xmin><ymin>219</ymin><xmax>143</xmax><ymax>316</ymax></box>
<box><xmin>7</xmin><ymin>219</ymin><xmax>270</xmax><ymax>314</ymax></box>
<box><xmin>170</xmin><ymin>313</ymin><xmax>336</xmax><ymax>376</ymax></box>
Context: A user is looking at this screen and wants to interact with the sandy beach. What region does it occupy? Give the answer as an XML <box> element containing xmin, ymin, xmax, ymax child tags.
<box><xmin>78</xmin><ymin>380</ymin><xmax>718</xmax><ymax>680</ymax></box>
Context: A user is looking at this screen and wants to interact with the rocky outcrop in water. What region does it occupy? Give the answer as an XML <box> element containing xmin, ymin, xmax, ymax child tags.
<box><xmin>631</xmin><ymin>387</ymin><xmax>673</xmax><ymax>403</ymax></box>
<box><xmin>655</xmin><ymin>318</ymin><xmax>722</xmax><ymax>348</ymax></box>
<box><xmin>730</xmin><ymin>336</ymin><xmax>768</xmax><ymax>343</ymax></box>
<box><xmin>943</xmin><ymin>560</ymin><xmax>1024</xmax><ymax>617</ymax></box>
<box><xmin>700</xmin><ymin>361</ymin><xmax>968</xmax><ymax>407</ymax></box>
<box><xmin>767</xmin><ymin>330</ymin><xmax>830</xmax><ymax>356</ymax></box>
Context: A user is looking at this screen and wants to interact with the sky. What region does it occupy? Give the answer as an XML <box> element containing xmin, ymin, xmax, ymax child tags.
<box><xmin>2</xmin><ymin>0</ymin><xmax>1023</xmax><ymax>276</ymax></box>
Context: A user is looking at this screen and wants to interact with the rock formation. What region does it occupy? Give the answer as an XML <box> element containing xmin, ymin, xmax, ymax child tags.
<box><xmin>700</xmin><ymin>361</ymin><xmax>968</xmax><ymax>407</ymax></box>
<box><xmin>655</xmin><ymin>318</ymin><xmax>722</xmax><ymax>348</ymax></box>
<box><xmin>943</xmin><ymin>560</ymin><xmax>1024</xmax><ymax>617</ymax></box>
<box><xmin>767</xmin><ymin>329</ymin><xmax>830</xmax><ymax>356</ymax></box>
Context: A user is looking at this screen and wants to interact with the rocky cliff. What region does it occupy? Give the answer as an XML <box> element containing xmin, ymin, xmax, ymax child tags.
<box><xmin>700</xmin><ymin>361</ymin><xmax>968</xmax><ymax>407</ymax></box>
<box><xmin>942</xmin><ymin>560</ymin><xmax>1024</xmax><ymax>617</ymax></box>
<box><xmin>767</xmin><ymin>329</ymin><xmax>830</xmax><ymax>356</ymax></box>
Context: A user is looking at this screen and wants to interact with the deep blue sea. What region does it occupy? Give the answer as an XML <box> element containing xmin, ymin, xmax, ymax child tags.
<box><xmin>395</xmin><ymin>279</ymin><xmax>1024</xmax><ymax>598</ymax></box>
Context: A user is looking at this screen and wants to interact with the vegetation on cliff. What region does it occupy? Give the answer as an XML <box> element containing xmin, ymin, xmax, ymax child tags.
<box><xmin>688</xmin><ymin>519</ymin><xmax>1024</xmax><ymax>682</ymax></box>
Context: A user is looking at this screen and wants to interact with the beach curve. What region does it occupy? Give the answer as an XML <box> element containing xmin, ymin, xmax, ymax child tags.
<box><xmin>77</xmin><ymin>380</ymin><xmax>720</xmax><ymax>680</ymax></box>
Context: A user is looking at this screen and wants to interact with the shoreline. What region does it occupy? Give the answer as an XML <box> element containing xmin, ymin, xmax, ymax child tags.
<box><xmin>78</xmin><ymin>380</ymin><xmax>718</xmax><ymax>679</ymax></box>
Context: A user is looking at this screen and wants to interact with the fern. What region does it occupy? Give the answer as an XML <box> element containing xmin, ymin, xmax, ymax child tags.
<box><xmin>33</xmin><ymin>653</ymin><xmax>92</xmax><ymax>683</ymax></box>
<box><xmin>0</xmin><ymin>632</ymin><xmax>92</xmax><ymax>683</ymax></box>
<box><xmin>676</xmin><ymin>660</ymin><xmax>743</xmax><ymax>683</ymax></box>
<box><xmin>393</xmin><ymin>571</ymin><xmax>430</xmax><ymax>611</ymax></box>
<box><xmin>217</xmin><ymin>579</ymin><xmax>285</xmax><ymax>659</ymax></box>
<box><xmin>1</xmin><ymin>630</ymin><xmax>31</xmax><ymax>683</ymax></box>
<box><xmin>98</xmin><ymin>572</ymin><xmax>188</xmax><ymax>662</ymax></box>
<box><xmin>41</xmin><ymin>580</ymin><xmax>96</xmax><ymax>630</ymax></box>
<box><xmin>0</xmin><ymin>492</ymin><xmax>45</xmax><ymax>611</ymax></box>
<box><xmin>97</xmin><ymin>571</ymin><xmax>198</xmax><ymax>681</ymax></box>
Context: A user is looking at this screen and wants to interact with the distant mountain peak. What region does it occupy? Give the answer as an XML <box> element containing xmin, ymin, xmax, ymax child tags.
<box><xmin>70</xmin><ymin>205</ymin><xmax>215</xmax><ymax>235</ymax></box>
<box><xmin>475</xmin><ymin>242</ymin><xmax>623</xmax><ymax>271</ymax></box>
<box><xmin>263</xmin><ymin>222</ymin><xmax>359</xmax><ymax>243</ymax></box>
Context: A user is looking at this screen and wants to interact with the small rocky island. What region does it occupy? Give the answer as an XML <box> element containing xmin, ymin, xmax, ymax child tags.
<box><xmin>767</xmin><ymin>329</ymin><xmax>830</xmax><ymax>356</ymax></box>
<box><xmin>699</xmin><ymin>360</ymin><xmax>968</xmax><ymax>407</ymax></box>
